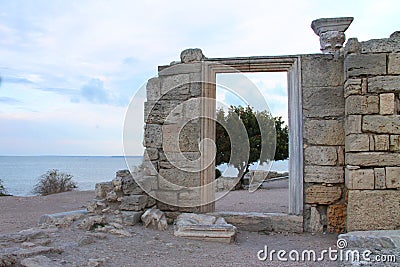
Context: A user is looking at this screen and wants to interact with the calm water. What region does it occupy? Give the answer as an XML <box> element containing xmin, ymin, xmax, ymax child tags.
<box><xmin>0</xmin><ymin>156</ymin><xmax>143</xmax><ymax>196</ymax></box>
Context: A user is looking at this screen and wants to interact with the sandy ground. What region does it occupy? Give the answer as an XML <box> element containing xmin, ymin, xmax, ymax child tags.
<box><xmin>0</xmin><ymin>181</ymin><xmax>339</xmax><ymax>266</ymax></box>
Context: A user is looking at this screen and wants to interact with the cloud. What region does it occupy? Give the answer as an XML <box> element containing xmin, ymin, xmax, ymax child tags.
<box><xmin>0</xmin><ymin>96</ymin><xmax>21</xmax><ymax>105</ymax></box>
<box><xmin>80</xmin><ymin>78</ymin><xmax>111</xmax><ymax>104</ymax></box>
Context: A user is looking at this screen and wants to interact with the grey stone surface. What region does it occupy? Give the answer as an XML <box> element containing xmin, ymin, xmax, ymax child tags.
<box><xmin>304</xmin><ymin>146</ymin><xmax>338</xmax><ymax>166</ymax></box>
<box><xmin>345</xmin><ymin>168</ymin><xmax>375</xmax><ymax>189</ymax></box>
<box><xmin>344</xmin><ymin>78</ymin><xmax>361</xmax><ymax>97</ymax></box>
<box><xmin>388</xmin><ymin>53</ymin><xmax>400</xmax><ymax>74</ymax></box>
<box><xmin>144</xmin><ymin>100</ymin><xmax>183</xmax><ymax>124</ymax></box>
<box><xmin>143</xmin><ymin>124</ymin><xmax>162</xmax><ymax>148</ymax></box>
<box><xmin>345</xmin><ymin>134</ymin><xmax>369</xmax><ymax>152</ymax></box>
<box><xmin>345</xmin><ymin>54</ymin><xmax>387</xmax><ymax>77</ymax></box>
<box><xmin>302</xmin><ymin>86</ymin><xmax>345</xmax><ymax>118</ymax></box>
<box><xmin>368</xmin><ymin>76</ymin><xmax>400</xmax><ymax>93</ymax></box>
<box><xmin>362</xmin><ymin>115</ymin><xmax>400</xmax><ymax>134</ymax></box>
<box><xmin>160</xmin><ymin>74</ymin><xmax>190</xmax><ymax>97</ymax></box>
<box><xmin>119</xmin><ymin>195</ymin><xmax>148</xmax><ymax>211</ymax></box>
<box><xmin>309</xmin><ymin>206</ymin><xmax>323</xmax><ymax>233</ymax></box>
<box><xmin>361</xmin><ymin>37</ymin><xmax>400</xmax><ymax>53</ymax></box>
<box><xmin>121</xmin><ymin>211</ymin><xmax>143</xmax><ymax>226</ymax></box>
<box><xmin>304</xmin><ymin>166</ymin><xmax>344</xmax><ymax>183</ymax></box>
<box><xmin>339</xmin><ymin>230</ymin><xmax>400</xmax><ymax>249</ymax></box>
<box><xmin>180</xmin><ymin>48</ymin><xmax>205</xmax><ymax>63</ymax></box>
<box><xmin>95</xmin><ymin>182</ymin><xmax>113</xmax><ymax>199</ymax></box>
<box><xmin>345</xmin><ymin>115</ymin><xmax>362</xmax><ymax>135</ymax></box>
<box><xmin>21</xmin><ymin>255</ymin><xmax>63</xmax><ymax>267</ymax></box>
<box><xmin>39</xmin><ymin>210</ymin><xmax>87</xmax><ymax>226</ymax></box>
<box><xmin>390</xmin><ymin>135</ymin><xmax>400</xmax><ymax>152</ymax></box>
<box><xmin>146</xmin><ymin>77</ymin><xmax>161</xmax><ymax>101</ymax></box>
<box><xmin>386</xmin><ymin>167</ymin><xmax>400</xmax><ymax>189</ymax></box>
<box><xmin>304</xmin><ymin>119</ymin><xmax>344</xmax><ymax>145</ymax></box>
<box><xmin>347</xmin><ymin>190</ymin><xmax>400</xmax><ymax>231</ymax></box>
<box><xmin>373</xmin><ymin>134</ymin><xmax>389</xmax><ymax>151</ymax></box>
<box><xmin>374</xmin><ymin>168</ymin><xmax>386</xmax><ymax>189</ymax></box>
<box><xmin>158</xmin><ymin>168</ymin><xmax>200</xmax><ymax>190</ymax></box>
<box><xmin>301</xmin><ymin>54</ymin><xmax>344</xmax><ymax>87</ymax></box>
<box><xmin>141</xmin><ymin>208</ymin><xmax>168</xmax><ymax>231</ymax></box>
<box><xmin>380</xmin><ymin>93</ymin><xmax>396</xmax><ymax>115</ymax></box>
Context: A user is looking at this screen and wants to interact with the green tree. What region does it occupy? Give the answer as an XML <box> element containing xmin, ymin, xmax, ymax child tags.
<box><xmin>215</xmin><ymin>105</ymin><xmax>289</xmax><ymax>182</ymax></box>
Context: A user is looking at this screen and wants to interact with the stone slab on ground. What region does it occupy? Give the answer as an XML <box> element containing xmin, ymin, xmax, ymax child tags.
<box><xmin>174</xmin><ymin>213</ymin><xmax>237</xmax><ymax>243</ymax></box>
<box><xmin>209</xmin><ymin>211</ymin><xmax>303</xmax><ymax>233</ymax></box>
<box><xmin>39</xmin><ymin>209</ymin><xmax>88</xmax><ymax>226</ymax></box>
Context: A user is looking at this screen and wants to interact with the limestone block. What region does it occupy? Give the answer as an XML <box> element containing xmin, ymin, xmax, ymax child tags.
<box><xmin>305</xmin><ymin>185</ymin><xmax>342</xmax><ymax>204</ymax></box>
<box><xmin>386</xmin><ymin>167</ymin><xmax>400</xmax><ymax>188</ymax></box>
<box><xmin>304</xmin><ymin>166</ymin><xmax>344</xmax><ymax>183</ymax></box>
<box><xmin>347</xmin><ymin>190</ymin><xmax>400</xmax><ymax>231</ymax></box>
<box><xmin>344</xmin><ymin>78</ymin><xmax>362</xmax><ymax>98</ymax></box>
<box><xmin>302</xmin><ymin>86</ymin><xmax>344</xmax><ymax>118</ymax></box>
<box><xmin>345</xmin><ymin>115</ymin><xmax>362</xmax><ymax>135</ymax></box>
<box><xmin>345</xmin><ymin>95</ymin><xmax>379</xmax><ymax>115</ymax></box>
<box><xmin>141</xmin><ymin>208</ymin><xmax>168</xmax><ymax>231</ymax></box>
<box><xmin>141</xmin><ymin>160</ymin><xmax>158</xmax><ymax>176</ymax></box>
<box><xmin>388</xmin><ymin>53</ymin><xmax>400</xmax><ymax>74</ymax></box>
<box><xmin>119</xmin><ymin>195</ymin><xmax>148</xmax><ymax>211</ymax></box>
<box><xmin>161</xmin><ymin>152</ymin><xmax>201</xmax><ymax>172</ymax></box>
<box><xmin>180</xmin><ymin>48</ymin><xmax>205</xmax><ymax>63</ymax></box>
<box><xmin>344</xmin><ymin>38</ymin><xmax>361</xmax><ymax>55</ymax></box>
<box><xmin>346</xmin><ymin>152</ymin><xmax>400</xmax><ymax>166</ymax></box>
<box><xmin>344</xmin><ymin>54</ymin><xmax>387</xmax><ymax>77</ymax></box>
<box><xmin>160</xmin><ymin>74</ymin><xmax>190</xmax><ymax>97</ymax></box>
<box><xmin>178</xmin><ymin>189</ymin><xmax>201</xmax><ymax>207</ymax></box>
<box><xmin>373</xmin><ymin>135</ymin><xmax>389</xmax><ymax>151</ymax></box>
<box><xmin>380</xmin><ymin>93</ymin><xmax>396</xmax><ymax>115</ymax></box>
<box><xmin>368</xmin><ymin>76</ymin><xmax>400</xmax><ymax>93</ymax></box>
<box><xmin>337</xmin><ymin>146</ymin><xmax>345</xmax><ymax>165</ymax></box>
<box><xmin>327</xmin><ymin>204</ymin><xmax>346</xmax><ymax>233</ymax></box>
<box><xmin>158</xmin><ymin>62</ymin><xmax>202</xmax><ymax>76</ymax></box>
<box><xmin>143</xmin><ymin>148</ymin><xmax>158</xmax><ymax>161</ymax></box>
<box><xmin>345</xmin><ymin>134</ymin><xmax>369</xmax><ymax>152</ymax></box>
<box><xmin>135</xmin><ymin>175</ymin><xmax>158</xmax><ymax>193</ymax></box>
<box><xmin>162</xmin><ymin>123</ymin><xmax>200</xmax><ymax>152</ymax></box>
<box><xmin>95</xmin><ymin>182</ymin><xmax>113</xmax><ymax>199</ymax></box>
<box><xmin>158</xmin><ymin>168</ymin><xmax>200</xmax><ymax>190</ymax></box>
<box><xmin>79</xmin><ymin>216</ymin><xmax>107</xmax><ymax>231</ymax></box>
<box><xmin>301</xmin><ymin>54</ymin><xmax>344</xmax><ymax>87</ymax></box>
<box><xmin>304</xmin><ymin>146</ymin><xmax>338</xmax><ymax>166</ymax></box>
<box><xmin>374</xmin><ymin>168</ymin><xmax>386</xmax><ymax>189</ymax></box>
<box><xmin>121</xmin><ymin>211</ymin><xmax>143</xmax><ymax>226</ymax></box>
<box><xmin>390</xmin><ymin>135</ymin><xmax>400</xmax><ymax>152</ymax></box>
<box><xmin>174</xmin><ymin>213</ymin><xmax>237</xmax><ymax>243</ymax></box>
<box><xmin>361</xmin><ymin>38</ymin><xmax>400</xmax><ymax>53</ymax></box>
<box><xmin>144</xmin><ymin>100</ymin><xmax>183</xmax><ymax>124</ymax></box>
<box><xmin>39</xmin><ymin>210</ymin><xmax>87</xmax><ymax>226</ymax></box>
<box><xmin>362</xmin><ymin>115</ymin><xmax>400</xmax><ymax>134</ymax></box>
<box><xmin>309</xmin><ymin>206</ymin><xmax>323</xmax><ymax>233</ymax></box>
<box><xmin>143</xmin><ymin>124</ymin><xmax>162</xmax><ymax>148</ymax></box>
<box><xmin>146</xmin><ymin>77</ymin><xmax>161</xmax><ymax>101</ymax></box>
<box><xmin>156</xmin><ymin>191</ymin><xmax>179</xmax><ymax>208</ymax></box>
<box><xmin>345</xmin><ymin>168</ymin><xmax>375</xmax><ymax>189</ymax></box>
<box><xmin>304</xmin><ymin>119</ymin><xmax>344</xmax><ymax>145</ymax></box>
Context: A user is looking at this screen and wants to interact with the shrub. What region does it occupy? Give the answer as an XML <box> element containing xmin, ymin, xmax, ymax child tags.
<box><xmin>215</xmin><ymin>168</ymin><xmax>222</xmax><ymax>179</ymax></box>
<box><xmin>0</xmin><ymin>178</ymin><xmax>8</xmax><ymax>196</ymax></box>
<box><xmin>33</xmin><ymin>169</ymin><xmax>78</xmax><ymax>196</ymax></box>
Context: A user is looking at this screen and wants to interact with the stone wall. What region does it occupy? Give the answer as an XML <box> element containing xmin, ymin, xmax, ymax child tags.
<box><xmin>301</xmin><ymin>53</ymin><xmax>346</xmax><ymax>233</ymax></box>
<box><xmin>343</xmin><ymin>32</ymin><xmax>400</xmax><ymax>231</ymax></box>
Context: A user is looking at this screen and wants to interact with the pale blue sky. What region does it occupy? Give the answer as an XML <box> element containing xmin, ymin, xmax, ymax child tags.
<box><xmin>1</xmin><ymin>0</ymin><xmax>399</xmax><ymax>155</ymax></box>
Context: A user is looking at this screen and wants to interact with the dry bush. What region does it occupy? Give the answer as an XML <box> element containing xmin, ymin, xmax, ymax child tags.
<box><xmin>33</xmin><ymin>169</ymin><xmax>77</xmax><ymax>196</ymax></box>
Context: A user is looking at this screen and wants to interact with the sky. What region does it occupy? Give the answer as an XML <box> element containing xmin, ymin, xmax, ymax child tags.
<box><xmin>0</xmin><ymin>0</ymin><xmax>399</xmax><ymax>156</ymax></box>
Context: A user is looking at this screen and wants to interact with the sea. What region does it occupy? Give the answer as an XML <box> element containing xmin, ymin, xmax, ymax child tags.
<box><xmin>0</xmin><ymin>156</ymin><xmax>288</xmax><ymax>196</ymax></box>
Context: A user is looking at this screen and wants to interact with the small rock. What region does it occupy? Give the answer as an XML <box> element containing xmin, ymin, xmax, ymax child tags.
<box><xmin>88</xmin><ymin>257</ymin><xmax>108</xmax><ymax>267</ymax></box>
<box><xmin>78</xmin><ymin>236</ymin><xmax>95</xmax><ymax>246</ymax></box>
<box><xmin>106</xmin><ymin>191</ymin><xmax>118</xmax><ymax>202</ymax></box>
<box><xmin>109</xmin><ymin>222</ymin><xmax>123</xmax><ymax>229</ymax></box>
<box><xmin>21</xmin><ymin>255</ymin><xmax>62</xmax><ymax>267</ymax></box>
<box><xmin>108</xmin><ymin>229</ymin><xmax>132</xmax><ymax>237</ymax></box>
<box><xmin>141</xmin><ymin>208</ymin><xmax>168</xmax><ymax>231</ymax></box>
<box><xmin>21</xmin><ymin>242</ymin><xmax>36</xmax><ymax>248</ymax></box>
<box><xmin>79</xmin><ymin>216</ymin><xmax>107</xmax><ymax>231</ymax></box>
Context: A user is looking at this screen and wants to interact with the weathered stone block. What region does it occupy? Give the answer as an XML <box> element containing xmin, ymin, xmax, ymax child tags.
<box><xmin>144</xmin><ymin>148</ymin><xmax>159</xmax><ymax>161</ymax></box>
<box><xmin>121</xmin><ymin>211</ymin><xmax>143</xmax><ymax>226</ymax></box>
<box><xmin>160</xmin><ymin>74</ymin><xmax>190</xmax><ymax>97</ymax></box>
<box><xmin>95</xmin><ymin>182</ymin><xmax>113</xmax><ymax>199</ymax></box>
<box><xmin>361</xmin><ymin>38</ymin><xmax>400</xmax><ymax>53</ymax></box>
<box><xmin>374</xmin><ymin>168</ymin><xmax>386</xmax><ymax>189</ymax></box>
<box><xmin>302</xmin><ymin>86</ymin><xmax>344</xmax><ymax>118</ymax></box>
<box><xmin>327</xmin><ymin>204</ymin><xmax>346</xmax><ymax>233</ymax></box>
<box><xmin>156</xmin><ymin>191</ymin><xmax>179</xmax><ymax>208</ymax></box>
<box><xmin>388</xmin><ymin>53</ymin><xmax>400</xmax><ymax>74</ymax></box>
<box><xmin>144</xmin><ymin>100</ymin><xmax>183</xmax><ymax>124</ymax></box>
<box><xmin>368</xmin><ymin>76</ymin><xmax>400</xmax><ymax>93</ymax></box>
<box><xmin>344</xmin><ymin>54</ymin><xmax>387</xmax><ymax>77</ymax></box>
<box><xmin>362</xmin><ymin>115</ymin><xmax>400</xmax><ymax>134</ymax></box>
<box><xmin>178</xmin><ymin>189</ymin><xmax>201</xmax><ymax>207</ymax></box>
<box><xmin>146</xmin><ymin>77</ymin><xmax>161</xmax><ymax>101</ymax></box>
<box><xmin>345</xmin><ymin>168</ymin><xmax>375</xmax><ymax>189</ymax></box>
<box><xmin>346</xmin><ymin>152</ymin><xmax>400</xmax><ymax>166</ymax></box>
<box><xmin>162</xmin><ymin>123</ymin><xmax>200</xmax><ymax>152</ymax></box>
<box><xmin>390</xmin><ymin>135</ymin><xmax>400</xmax><ymax>152</ymax></box>
<box><xmin>158</xmin><ymin>168</ymin><xmax>200</xmax><ymax>190</ymax></box>
<box><xmin>120</xmin><ymin>195</ymin><xmax>148</xmax><ymax>211</ymax></box>
<box><xmin>345</xmin><ymin>95</ymin><xmax>379</xmax><ymax>115</ymax></box>
<box><xmin>180</xmin><ymin>48</ymin><xmax>205</xmax><ymax>63</ymax></box>
<box><xmin>386</xmin><ymin>167</ymin><xmax>400</xmax><ymax>188</ymax></box>
<box><xmin>161</xmin><ymin>152</ymin><xmax>200</xmax><ymax>172</ymax></box>
<box><xmin>380</xmin><ymin>93</ymin><xmax>396</xmax><ymax>115</ymax></box>
<box><xmin>373</xmin><ymin>134</ymin><xmax>389</xmax><ymax>151</ymax></box>
<box><xmin>345</xmin><ymin>134</ymin><xmax>369</xmax><ymax>152</ymax></box>
<box><xmin>158</xmin><ymin>62</ymin><xmax>202</xmax><ymax>76</ymax></box>
<box><xmin>143</xmin><ymin>124</ymin><xmax>162</xmax><ymax>148</ymax></box>
<box><xmin>304</xmin><ymin>146</ymin><xmax>338</xmax><ymax>166</ymax></box>
<box><xmin>301</xmin><ymin>54</ymin><xmax>344</xmax><ymax>87</ymax></box>
<box><xmin>141</xmin><ymin>208</ymin><xmax>168</xmax><ymax>231</ymax></box>
<box><xmin>305</xmin><ymin>185</ymin><xmax>342</xmax><ymax>204</ymax></box>
<box><xmin>141</xmin><ymin>160</ymin><xmax>158</xmax><ymax>176</ymax></box>
<box><xmin>309</xmin><ymin>206</ymin><xmax>323</xmax><ymax>233</ymax></box>
<box><xmin>344</xmin><ymin>78</ymin><xmax>362</xmax><ymax>98</ymax></box>
<box><xmin>345</xmin><ymin>115</ymin><xmax>362</xmax><ymax>135</ymax></box>
<box><xmin>347</xmin><ymin>190</ymin><xmax>400</xmax><ymax>231</ymax></box>
<box><xmin>304</xmin><ymin>166</ymin><xmax>344</xmax><ymax>183</ymax></box>
<box><xmin>304</xmin><ymin>119</ymin><xmax>344</xmax><ymax>145</ymax></box>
